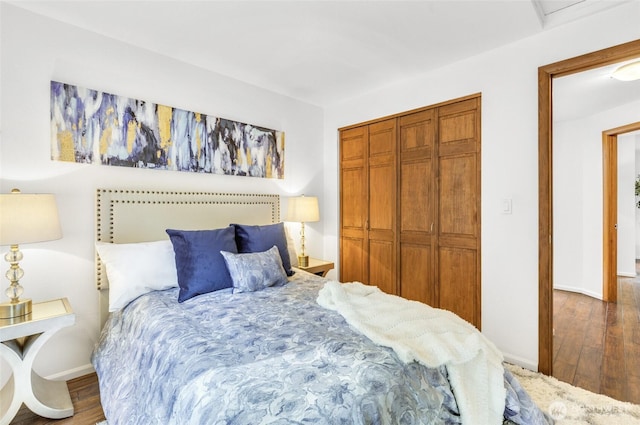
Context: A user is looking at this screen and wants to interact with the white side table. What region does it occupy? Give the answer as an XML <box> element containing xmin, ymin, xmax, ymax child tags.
<box><xmin>0</xmin><ymin>298</ymin><xmax>76</xmax><ymax>425</ymax></box>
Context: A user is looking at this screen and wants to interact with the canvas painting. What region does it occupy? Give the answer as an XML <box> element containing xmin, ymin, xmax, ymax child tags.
<box><xmin>50</xmin><ymin>81</ymin><xmax>285</xmax><ymax>179</ymax></box>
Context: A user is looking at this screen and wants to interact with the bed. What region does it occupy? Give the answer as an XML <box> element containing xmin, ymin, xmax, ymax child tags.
<box><xmin>91</xmin><ymin>189</ymin><xmax>552</xmax><ymax>425</ymax></box>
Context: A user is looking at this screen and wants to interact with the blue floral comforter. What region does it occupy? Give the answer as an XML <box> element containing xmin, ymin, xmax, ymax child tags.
<box><xmin>92</xmin><ymin>272</ymin><xmax>552</xmax><ymax>425</ymax></box>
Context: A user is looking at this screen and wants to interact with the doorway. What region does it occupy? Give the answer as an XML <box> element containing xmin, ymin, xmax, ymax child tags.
<box><xmin>603</xmin><ymin>122</ymin><xmax>640</xmax><ymax>302</ymax></box>
<box><xmin>538</xmin><ymin>39</ymin><xmax>640</xmax><ymax>375</ymax></box>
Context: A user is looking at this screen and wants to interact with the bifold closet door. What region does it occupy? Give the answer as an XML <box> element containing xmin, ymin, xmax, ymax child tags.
<box><xmin>437</xmin><ymin>98</ymin><xmax>481</xmax><ymax>327</ymax></box>
<box><xmin>340</xmin><ymin>125</ymin><xmax>368</xmax><ymax>284</ymax></box>
<box><xmin>339</xmin><ymin>118</ymin><xmax>397</xmax><ymax>294</ymax></box>
<box><xmin>399</xmin><ymin>108</ymin><xmax>437</xmax><ymax>306</ymax></box>
<box><xmin>367</xmin><ymin>119</ymin><xmax>397</xmax><ymax>295</ymax></box>
<box><xmin>340</xmin><ymin>94</ymin><xmax>481</xmax><ymax>328</ymax></box>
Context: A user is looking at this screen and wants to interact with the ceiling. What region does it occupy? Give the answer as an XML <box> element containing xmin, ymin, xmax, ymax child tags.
<box><xmin>7</xmin><ymin>0</ymin><xmax>639</xmax><ymax>113</ymax></box>
<box><xmin>554</xmin><ymin>59</ymin><xmax>640</xmax><ymax>122</ymax></box>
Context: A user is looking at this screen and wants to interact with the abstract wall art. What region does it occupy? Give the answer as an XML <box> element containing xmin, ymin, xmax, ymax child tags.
<box><xmin>50</xmin><ymin>81</ymin><xmax>285</xmax><ymax>179</ymax></box>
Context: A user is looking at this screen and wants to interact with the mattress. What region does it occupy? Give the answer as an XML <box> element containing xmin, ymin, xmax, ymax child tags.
<box><xmin>92</xmin><ymin>271</ymin><xmax>551</xmax><ymax>425</ymax></box>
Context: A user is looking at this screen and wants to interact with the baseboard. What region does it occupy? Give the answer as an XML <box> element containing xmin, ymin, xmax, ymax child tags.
<box><xmin>503</xmin><ymin>353</ymin><xmax>537</xmax><ymax>372</ymax></box>
<box><xmin>553</xmin><ymin>285</ymin><xmax>602</xmax><ymax>300</ymax></box>
<box><xmin>46</xmin><ymin>363</ymin><xmax>95</xmax><ymax>381</ymax></box>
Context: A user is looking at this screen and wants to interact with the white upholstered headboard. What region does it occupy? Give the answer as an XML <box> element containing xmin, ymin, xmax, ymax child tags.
<box><xmin>95</xmin><ymin>189</ymin><xmax>280</xmax><ymax>324</ymax></box>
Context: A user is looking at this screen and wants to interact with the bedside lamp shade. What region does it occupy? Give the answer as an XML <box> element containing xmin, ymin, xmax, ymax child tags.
<box><xmin>0</xmin><ymin>192</ymin><xmax>62</xmax><ymax>245</ymax></box>
<box><xmin>286</xmin><ymin>196</ymin><xmax>319</xmax><ymax>267</ymax></box>
<box><xmin>287</xmin><ymin>196</ymin><xmax>319</xmax><ymax>223</ymax></box>
<box><xmin>0</xmin><ymin>189</ymin><xmax>62</xmax><ymax>320</ymax></box>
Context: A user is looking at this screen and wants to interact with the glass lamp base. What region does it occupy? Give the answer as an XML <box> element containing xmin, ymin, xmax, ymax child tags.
<box><xmin>0</xmin><ymin>298</ymin><xmax>32</xmax><ymax>320</ymax></box>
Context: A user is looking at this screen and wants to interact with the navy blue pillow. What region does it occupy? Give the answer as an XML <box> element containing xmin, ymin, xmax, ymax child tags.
<box><xmin>232</xmin><ymin>222</ymin><xmax>294</xmax><ymax>276</ymax></box>
<box><xmin>166</xmin><ymin>226</ymin><xmax>238</xmax><ymax>302</ymax></box>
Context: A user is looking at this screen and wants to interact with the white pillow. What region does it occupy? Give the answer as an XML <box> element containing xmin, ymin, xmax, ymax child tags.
<box><xmin>284</xmin><ymin>225</ymin><xmax>299</xmax><ymax>268</ymax></box>
<box><xmin>96</xmin><ymin>240</ymin><xmax>178</xmax><ymax>312</ymax></box>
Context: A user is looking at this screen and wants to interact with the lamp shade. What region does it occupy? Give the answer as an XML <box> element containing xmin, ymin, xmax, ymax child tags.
<box><xmin>0</xmin><ymin>191</ymin><xmax>62</xmax><ymax>246</ymax></box>
<box><xmin>286</xmin><ymin>196</ymin><xmax>319</xmax><ymax>223</ymax></box>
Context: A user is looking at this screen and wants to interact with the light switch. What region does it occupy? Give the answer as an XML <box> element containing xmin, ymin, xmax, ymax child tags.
<box><xmin>502</xmin><ymin>199</ymin><xmax>512</xmax><ymax>214</ymax></box>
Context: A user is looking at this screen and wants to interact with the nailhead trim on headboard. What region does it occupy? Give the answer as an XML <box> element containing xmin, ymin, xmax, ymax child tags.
<box><xmin>96</xmin><ymin>189</ymin><xmax>281</xmax><ymax>291</ymax></box>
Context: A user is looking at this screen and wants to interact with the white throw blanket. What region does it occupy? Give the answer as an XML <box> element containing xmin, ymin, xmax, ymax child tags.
<box><xmin>317</xmin><ymin>281</ymin><xmax>506</xmax><ymax>425</ymax></box>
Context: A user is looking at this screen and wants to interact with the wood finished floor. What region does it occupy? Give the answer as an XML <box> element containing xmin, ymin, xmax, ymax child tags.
<box><xmin>553</xmin><ymin>264</ymin><xmax>640</xmax><ymax>404</ymax></box>
<box><xmin>10</xmin><ymin>373</ymin><xmax>105</xmax><ymax>425</ymax></box>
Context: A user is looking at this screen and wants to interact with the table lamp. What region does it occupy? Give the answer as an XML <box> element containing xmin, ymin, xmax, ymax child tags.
<box><xmin>0</xmin><ymin>189</ymin><xmax>62</xmax><ymax>319</ymax></box>
<box><xmin>286</xmin><ymin>195</ymin><xmax>319</xmax><ymax>267</ymax></box>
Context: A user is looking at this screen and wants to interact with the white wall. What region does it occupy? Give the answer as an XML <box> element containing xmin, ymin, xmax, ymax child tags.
<box><xmin>619</xmin><ymin>133</ymin><xmax>638</xmax><ymax>277</ymax></box>
<box><xmin>553</xmin><ymin>119</ymin><xmax>585</xmax><ymax>295</ymax></box>
<box><xmin>553</xmin><ymin>102</ymin><xmax>640</xmax><ymax>296</ymax></box>
<box><xmin>0</xmin><ymin>4</ymin><xmax>324</xmax><ymax>380</ymax></box>
<box><xmin>323</xmin><ymin>2</ymin><xmax>640</xmax><ymax>369</ymax></box>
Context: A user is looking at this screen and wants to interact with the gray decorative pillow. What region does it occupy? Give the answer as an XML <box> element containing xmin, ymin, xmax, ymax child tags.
<box><xmin>221</xmin><ymin>245</ymin><xmax>288</xmax><ymax>293</ymax></box>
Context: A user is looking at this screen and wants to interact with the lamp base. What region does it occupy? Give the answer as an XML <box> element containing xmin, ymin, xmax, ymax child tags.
<box><xmin>298</xmin><ymin>255</ymin><xmax>309</xmax><ymax>267</ymax></box>
<box><xmin>0</xmin><ymin>298</ymin><xmax>32</xmax><ymax>320</ymax></box>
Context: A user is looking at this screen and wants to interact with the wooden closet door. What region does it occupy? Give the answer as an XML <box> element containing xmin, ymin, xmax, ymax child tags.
<box><xmin>437</xmin><ymin>98</ymin><xmax>481</xmax><ymax>327</ymax></box>
<box><xmin>399</xmin><ymin>109</ymin><xmax>437</xmax><ymax>306</ymax></box>
<box><xmin>339</xmin><ymin>94</ymin><xmax>481</xmax><ymax>328</ymax></box>
<box><xmin>340</xmin><ymin>126</ymin><xmax>369</xmax><ymax>283</ymax></box>
<box><xmin>340</xmin><ymin>125</ymin><xmax>368</xmax><ymax>283</ymax></box>
<box><xmin>367</xmin><ymin>119</ymin><xmax>397</xmax><ymax>294</ymax></box>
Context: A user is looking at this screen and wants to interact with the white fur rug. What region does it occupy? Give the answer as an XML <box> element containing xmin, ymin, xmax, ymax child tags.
<box><xmin>506</xmin><ymin>363</ymin><xmax>640</xmax><ymax>424</ymax></box>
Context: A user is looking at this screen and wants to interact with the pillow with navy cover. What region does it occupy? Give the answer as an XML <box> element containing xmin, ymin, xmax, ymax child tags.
<box><xmin>221</xmin><ymin>245</ymin><xmax>288</xmax><ymax>293</ymax></box>
<box><xmin>166</xmin><ymin>226</ymin><xmax>238</xmax><ymax>302</ymax></box>
<box><xmin>233</xmin><ymin>222</ymin><xmax>294</xmax><ymax>276</ymax></box>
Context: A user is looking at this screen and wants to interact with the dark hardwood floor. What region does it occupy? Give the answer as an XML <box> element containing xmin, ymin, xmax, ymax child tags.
<box><xmin>10</xmin><ymin>373</ymin><xmax>106</xmax><ymax>425</ymax></box>
<box><xmin>553</xmin><ymin>262</ymin><xmax>640</xmax><ymax>404</ymax></box>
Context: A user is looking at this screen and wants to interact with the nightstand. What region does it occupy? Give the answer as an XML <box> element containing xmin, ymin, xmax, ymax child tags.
<box><xmin>298</xmin><ymin>257</ymin><xmax>334</xmax><ymax>277</ymax></box>
<box><xmin>0</xmin><ymin>298</ymin><xmax>76</xmax><ymax>425</ymax></box>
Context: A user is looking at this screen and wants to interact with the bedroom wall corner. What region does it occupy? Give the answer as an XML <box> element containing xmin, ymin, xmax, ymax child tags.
<box><xmin>0</xmin><ymin>3</ymin><xmax>325</xmax><ymax>382</ymax></box>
